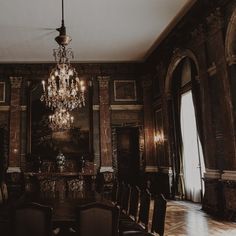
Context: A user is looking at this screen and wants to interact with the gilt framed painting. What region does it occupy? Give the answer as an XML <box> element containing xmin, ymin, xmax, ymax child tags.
<box><xmin>114</xmin><ymin>80</ymin><xmax>137</xmax><ymax>101</ymax></box>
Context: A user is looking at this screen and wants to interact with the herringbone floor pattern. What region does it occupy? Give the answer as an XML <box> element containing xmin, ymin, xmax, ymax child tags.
<box><xmin>149</xmin><ymin>201</ymin><xmax>236</xmax><ymax>236</ymax></box>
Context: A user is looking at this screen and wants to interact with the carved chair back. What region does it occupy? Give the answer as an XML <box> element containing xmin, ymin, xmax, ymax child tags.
<box><xmin>138</xmin><ymin>188</ymin><xmax>151</xmax><ymax>231</ymax></box>
<box><xmin>121</xmin><ymin>184</ymin><xmax>131</xmax><ymax>214</ymax></box>
<box><xmin>128</xmin><ymin>186</ymin><xmax>141</xmax><ymax>221</ymax></box>
<box><xmin>76</xmin><ymin>202</ymin><xmax>120</xmax><ymax>236</ymax></box>
<box><xmin>111</xmin><ymin>179</ymin><xmax>118</xmax><ymax>203</ymax></box>
<box><xmin>11</xmin><ymin>202</ymin><xmax>52</xmax><ymax>236</ymax></box>
<box><xmin>151</xmin><ymin>194</ymin><xmax>167</xmax><ymax>236</ymax></box>
<box><xmin>1</xmin><ymin>182</ymin><xmax>8</xmax><ymax>202</ymax></box>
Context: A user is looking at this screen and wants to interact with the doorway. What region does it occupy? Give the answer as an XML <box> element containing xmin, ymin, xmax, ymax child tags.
<box><xmin>116</xmin><ymin>127</ymin><xmax>140</xmax><ymax>184</ymax></box>
<box><xmin>180</xmin><ymin>90</ymin><xmax>205</xmax><ymax>202</ymax></box>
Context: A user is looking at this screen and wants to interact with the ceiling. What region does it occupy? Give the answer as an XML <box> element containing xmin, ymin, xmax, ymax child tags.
<box><xmin>0</xmin><ymin>0</ymin><xmax>195</xmax><ymax>63</ymax></box>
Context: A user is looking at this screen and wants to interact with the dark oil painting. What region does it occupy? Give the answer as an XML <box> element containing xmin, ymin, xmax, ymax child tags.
<box><xmin>30</xmin><ymin>83</ymin><xmax>90</xmax><ymax>160</ymax></box>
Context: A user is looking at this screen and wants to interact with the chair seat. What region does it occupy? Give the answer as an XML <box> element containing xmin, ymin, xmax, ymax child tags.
<box><xmin>119</xmin><ymin>220</ymin><xmax>145</xmax><ymax>234</ymax></box>
<box><xmin>122</xmin><ymin>231</ymin><xmax>153</xmax><ymax>236</ymax></box>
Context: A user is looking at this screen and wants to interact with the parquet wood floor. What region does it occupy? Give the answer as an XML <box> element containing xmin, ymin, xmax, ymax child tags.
<box><xmin>149</xmin><ymin>200</ymin><xmax>236</xmax><ymax>236</ymax></box>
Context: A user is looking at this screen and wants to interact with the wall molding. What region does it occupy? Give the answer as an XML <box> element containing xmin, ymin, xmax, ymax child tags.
<box><xmin>0</xmin><ymin>105</ymin><xmax>27</xmax><ymax>111</ymax></box>
<box><xmin>99</xmin><ymin>166</ymin><xmax>114</xmax><ymax>173</ymax></box>
<box><xmin>159</xmin><ymin>166</ymin><xmax>173</xmax><ymax>174</ymax></box>
<box><xmin>93</xmin><ymin>104</ymin><xmax>143</xmax><ymax>111</ymax></box>
<box><xmin>6</xmin><ymin>167</ymin><xmax>21</xmax><ymax>173</ymax></box>
<box><xmin>222</xmin><ymin>170</ymin><xmax>236</xmax><ymax>181</ymax></box>
<box><xmin>145</xmin><ymin>166</ymin><xmax>158</xmax><ymax>172</ymax></box>
<box><xmin>204</xmin><ymin>168</ymin><xmax>221</xmax><ymax>179</ymax></box>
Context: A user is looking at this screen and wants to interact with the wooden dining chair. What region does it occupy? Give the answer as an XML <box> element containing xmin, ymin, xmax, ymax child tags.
<box><xmin>39</xmin><ymin>179</ymin><xmax>56</xmax><ymax>198</ymax></box>
<box><xmin>1</xmin><ymin>182</ymin><xmax>8</xmax><ymax>203</ymax></box>
<box><xmin>0</xmin><ymin>187</ymin><xmax>3</xmax><ymax>205</ymax></box>
<box><xmin>11</xmin><ymin>202</ymin><xmax>53</xmax><ymax>236</ymax></box>
<box><xmin>111</xmin><ymin>179</ymin><xmax>118</xmax><ymax>203</ymax></box>
<box><xmin>121</xmin><ymin>184</ymin><xmax>131</xmax><ymax>214</ymax></box>
<box><xmin>120</xmin><ymin>189</ymin><xmax>151</xmax><ymax>234</ymax></box>
<box><xmin>76</xmin><ymin>202</ymin><xmax>120</xmax><ymax>236</ymax></box>
<box><xmin>120</xmin><ymin>185</ymin><xmax>141</xmax><ymax>224</ymax></box>
<box><xmin>151</xmin><ymin>194</ymin><xmax>167</xmax><ymax>236</ymax></box>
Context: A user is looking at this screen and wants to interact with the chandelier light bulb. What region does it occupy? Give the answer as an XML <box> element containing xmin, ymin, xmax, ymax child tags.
<box><xmin>41</xmin><ymin>46</ymin><xmax>86</xmax><ymax>111</ymax></box>
<box><xmin>48</xmin><ymin>109</ymin><xmax>74</xmax><ymax>131</ymax></box>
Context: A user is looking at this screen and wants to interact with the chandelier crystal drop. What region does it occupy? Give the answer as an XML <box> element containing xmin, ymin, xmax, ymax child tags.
<box><xmin>48</xmin><ymin>109</ymin><xmax>74</xmax><ymax>131</ymax></box>
<box><xmin>40</xmin><ymin>46</ymin><xmax>86</xmax><ymax>111</ymax></box>
<box><xmin>40</xmin><ymin>0</ymin><xmax>86</xmax><ymax>112</ymax></box>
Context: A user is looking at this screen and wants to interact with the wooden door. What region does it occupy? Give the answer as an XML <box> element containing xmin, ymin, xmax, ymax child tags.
<box><xmin>116</xmin><ymin>127</ymin><xmax>140</xmax><ymax>184</ymax></box>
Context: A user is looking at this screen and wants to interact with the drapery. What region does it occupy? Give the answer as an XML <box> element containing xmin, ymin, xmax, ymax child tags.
<box><xmin>180</xmin><ymin>91</ymin><xmax>205</xmax><ymax>202</ymax></box>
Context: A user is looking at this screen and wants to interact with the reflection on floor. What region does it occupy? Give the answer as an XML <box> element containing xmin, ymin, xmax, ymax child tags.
<box><xmin>157</xmin><ymin>201</ymin><xmax>236</xmax><ymax>236</ymax></box>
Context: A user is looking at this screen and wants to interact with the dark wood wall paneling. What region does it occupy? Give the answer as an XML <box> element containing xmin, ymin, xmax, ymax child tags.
<box><xmin>142</xmin><ymin>0</ymin><xmax>236</xmax><ymax>219</ymax></box>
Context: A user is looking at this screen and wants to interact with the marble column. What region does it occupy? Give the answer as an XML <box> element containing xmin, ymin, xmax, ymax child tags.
<box><xmin>98</xmin><ymin>76</ymin><xmax>113</xmax><ymax>172</ymax></box>
<box><xmin>142</xmin><ymin>77</ymin><xmax>156</xmax><ymax>172</ymax></box>
<box><xmin>7</xmin><ymin>77</ymin><xmax>22</xmax><ymax>173</ymax></box>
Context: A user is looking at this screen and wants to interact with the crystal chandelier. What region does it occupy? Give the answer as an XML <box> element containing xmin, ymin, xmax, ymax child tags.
<box><xmin>49</xmin><ymin>109</ymin><xmax>74</xmax><ymax>131</ymax></box>
<box><xmin>40</xmin><ymin>0</ymin><xmax>86</xmax><ymax>112</ymax></box>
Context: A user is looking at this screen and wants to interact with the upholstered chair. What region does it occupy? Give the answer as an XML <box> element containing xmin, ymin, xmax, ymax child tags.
<box><xmin>11</xmin><ymin>202</ymin><xmax>53</xmax><ymax>236</ymax></box>
<box><xmin>76</xmin><ymin>202</ymin><xmax>120</xmax><ymax>236</ymax></box>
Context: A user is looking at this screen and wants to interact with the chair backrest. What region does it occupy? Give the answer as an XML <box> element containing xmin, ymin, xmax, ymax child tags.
<box><xmin>121</xmin><ymin>184</ymin><xmax>131</xmax><ymax>214</ymax></box>
<box><xmin>128</xmin><ymin>186</ymin><xmax>141</xmax><ymax>221</ymax></box>
<box><xmin>117</xmin><ymin>182</ymin><xmax>125</xmax><ymax>206</ymax></box>
<box><xmin>67</xmin><ymin>179</ymin><xmax>84</xmax><ymax>192</ymax></box>
<box><xmin>67</xmin><ymin>178</ymin><xmax>84</xmax><ymax>198</ymax></box>
<box><xmin>111</xmin><ymin>180</ymin><xmax>118</xmax><ymax>203</ymax></box>
<box><xmin>138</xmin><ymin>189</ymin><xmax>151</xmax><ymax>230</ymax></box>
<box><xmin>151</xmin><ymin>194</ymin><xmax>167</xmax><ymax>236</ymax></box>
<box><xmin>0</xmin><ymin>187</ymin><xmax>3</xmax><ymax>205</ymax></box>
<box><xmin>39</xmin><ymin>179</ymin><xmax>56</xmax><ymax>198</ymax></box>
<box><xmin>11</xmin><ymin>202</ymin><xmax>52</xmax><ymax>236</ymax></box>
<box><xmin>39</xmin><ymin>179</ymin><xmax>56</xmax><ymax>192</ymax></box>
<box><xmin>76</xmin><ymin>202</ymin><xmax>120</xmax><ymax>236</ymax></box>
<box><xmin>1</xmin><ymin>182</ymin><xmax>8</xmax><ymax>202</ymax></box>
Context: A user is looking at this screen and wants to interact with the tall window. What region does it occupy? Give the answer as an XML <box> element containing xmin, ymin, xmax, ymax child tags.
<box><xmin>180</xmin><ymin>90</ymin><xmax>205</xmax><ymax>202</ymax></box>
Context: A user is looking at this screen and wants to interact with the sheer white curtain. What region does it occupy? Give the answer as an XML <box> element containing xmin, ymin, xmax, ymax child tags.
<box><xmin>180</xmin><ymin>90</ymin><xmax>205</xmax><ymax>202</ymax></box>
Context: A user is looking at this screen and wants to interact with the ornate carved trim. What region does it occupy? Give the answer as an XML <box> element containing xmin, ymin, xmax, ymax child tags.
<box><xmin>222</xmin><ymin>171</ymin><xmax>236</xmax><ymax>181</ymax></box>
<box><xmin>165</xmin><ymin>48</ymin><xmax>199</xmax><ymax>95</ymax></box>
<box><xmin>98</xmin><ymin>76</ymin><xmax>110</xmax><ymax>88</ymax></box>
<box><xmin>204</xmin><ymin>169</ymin><xmax>221</xmax><ymax>179</ymax></box>
<box><xmin>207</xmin><ymin>62</ymin><xmax>217</xmax><ymax>76</ymax></box>
<box><xmin>206</xmin><ymin>8</ymin><xmax>223</xmax><ymax>35</ymax></box>
<box><xmin>191</xmin><ymin>24</ymin><xmax>205</xmax><ymax>45</ymax></box>
<box><xmin>10</xmin><ymin>77</ymin><xmax>22</xmax><ymax>88</ymax></box>
<box><xmin>142</xmin><ymin>79</ymin><xmax>152</xmax><ymax>89</ymax></box>
<box><xmin>225</xmin><ymin>7</ymin><xmax>236</xmax><ymax>65</ymax></box>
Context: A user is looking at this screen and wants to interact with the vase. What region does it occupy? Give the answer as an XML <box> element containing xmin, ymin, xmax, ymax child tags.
<box><xmin>58</xmin><ymin>166</ymin><xmax>64</xmax><ymax>173</ymax></box>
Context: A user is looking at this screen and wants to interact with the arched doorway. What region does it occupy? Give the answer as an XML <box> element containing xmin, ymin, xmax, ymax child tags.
<box><xmin>165</xmin><ymin>49</ymin><xmax>205</xmax><ymax>202</ymax></box>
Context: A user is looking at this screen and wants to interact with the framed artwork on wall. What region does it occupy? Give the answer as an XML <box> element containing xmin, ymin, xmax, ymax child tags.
<box><xmin>114</xmin><ymin>80</ymin><xmax>137</xmax><ymax>101</ymax></box>
<box><xmin>0</xmin><ymin>82</ymin><xmax>5</xmax><ymax>103</ymax></box>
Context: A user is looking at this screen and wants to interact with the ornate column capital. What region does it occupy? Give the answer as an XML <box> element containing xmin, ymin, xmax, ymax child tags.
<box><xmin>206</xmin><ymin>8</ymin><xmax>223</xmax><ymax>35</ymax></box>
<box><xmin>142</xmin><ymin>78</ymin><xmax>152</xmax><ymax>89</ymax></box>
<box><xmin>10</xmin><ymin>77</ymin><xmax>22</xmax><ymax>88</ymax></box>
<box><xmin>97</xmin><ymin>76</ymin><xmax>110</xmax><ymax>86</ymax></box>
<box><xmin>191</xmin><ymin>24</ymin><xmax>206</xmax><ymax>45</ymax></box>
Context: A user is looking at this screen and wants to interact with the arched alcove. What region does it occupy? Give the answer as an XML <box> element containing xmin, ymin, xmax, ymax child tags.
<box><xmin>164</xmin><ymin>48</ymin><xmax>204</xmax><ymax>200</ymax></box>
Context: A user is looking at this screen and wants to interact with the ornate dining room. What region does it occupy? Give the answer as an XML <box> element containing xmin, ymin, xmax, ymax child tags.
<box><xmin>1</xmin><ymin>0</ymin><xmax>236</xmax><ymax>235</ymax></box>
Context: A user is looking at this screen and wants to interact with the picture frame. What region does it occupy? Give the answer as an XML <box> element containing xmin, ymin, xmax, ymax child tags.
<box><xmin>0</xmin><ymin>82</ymin><xmax>5</xmax><ymax>103</ymax></box>
<box><xmin>114</xmin><ymin>80</ymin><xmax>137</xmax><ymax>101</ymax></box>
